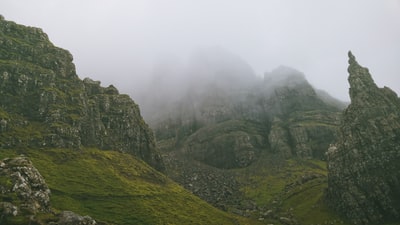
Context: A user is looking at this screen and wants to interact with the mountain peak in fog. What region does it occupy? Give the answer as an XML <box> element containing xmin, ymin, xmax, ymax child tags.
<box><xmin>264</xmin><ymin>65</ymin><xmax>306</xmax><ymax>88</ymax></box>
<box><xmin>187</xmin><ymin>46</ymin><xmax>258</xmax><ymax>90</ymax></box>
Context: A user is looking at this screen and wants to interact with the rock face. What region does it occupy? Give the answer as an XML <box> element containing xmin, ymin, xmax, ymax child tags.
<box><xmin>327</xmin><ymin>52</ymin><xmax>400</xmax><ymax>224</ymax></box>
<box><xmin>0</xmin><ymin>156</ymin><xmax>96</xmax><ymax>224</ymax></box>
<box><xmin>0</xmin><ymin>17</ymin><xmax>163</xmax><ymax>171</ymax></box>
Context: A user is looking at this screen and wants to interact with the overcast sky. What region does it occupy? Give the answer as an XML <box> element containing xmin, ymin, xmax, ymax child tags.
<box><xmin>1</xmin><ymin>0</ymin><xmax>400</xmax><ymax>101</ymax></box>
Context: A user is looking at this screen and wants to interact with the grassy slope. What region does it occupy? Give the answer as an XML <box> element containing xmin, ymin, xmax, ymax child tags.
<box><xmin>0</xmin><ymin>148</ymin><xmax>261</xmax><ymax>225</ymax></box>
<box><xmin>235</xmin><ymin>153</ymin><xmax>350</xmax><ymax>225</ymax></box>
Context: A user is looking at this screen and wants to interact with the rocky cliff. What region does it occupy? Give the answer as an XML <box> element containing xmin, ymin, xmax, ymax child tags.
<box><xmin>327</xmin><ymin>52</ymin><xmax>400</xmax><ymax>224</ymax></box>
<box><xmin>0</xmin><ymin>17</ymin><xmax>163</xmax><ymax>170</ymax></box>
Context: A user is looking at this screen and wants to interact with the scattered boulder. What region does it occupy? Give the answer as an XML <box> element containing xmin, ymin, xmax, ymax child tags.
<box><xmin>51</xmin><ymin>211</ymin><xmax>96</xmax><ymax>225</ymax></box>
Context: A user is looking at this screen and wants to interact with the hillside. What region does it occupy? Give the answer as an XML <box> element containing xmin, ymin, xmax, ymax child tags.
<box><xmin>0</xmin><ymin>148</ymin><xmax>262</xmax><ymax>225</ymax></box>
<box><xmin>0</xmin><ymin>17</ymin><xmax>264</xmax><ymax>224</ymax></box>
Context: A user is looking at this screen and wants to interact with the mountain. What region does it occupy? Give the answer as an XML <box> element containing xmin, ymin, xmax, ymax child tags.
<box><xmin>0</xmin><ymin>16</ymin><xmax>163</xmax><ymax>171</ymax></box>
<box><xmin>327</xmin><ymin>52</ymin><xmax>400</xmax><ymax>224</ymax></box>
<box><xmin>7</xmin><ymin>15</ymin><xmax>398</xmax><ymax>225</ymax></box>
<box><xmin>152</xmin><ymin>62</ymin><xmax>342</xmax><ymax>168</ymax></box>
<box><xmin>0</xmin><ymin>17</ymin><xmax>263</xmax><ymax>225</ymax></box>
<box><xmin>138</xmin><ymin>47</ymin><xmax>347</xmax><ymax>223</ymax></box>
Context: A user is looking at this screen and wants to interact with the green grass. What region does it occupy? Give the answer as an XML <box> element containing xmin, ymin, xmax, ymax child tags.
<box><xmin>0</xmin><ymin>148</ymin><xmax>260</xmax><ymax>225</ymax></box>
<box><xmin>237</xmin><ymin>155</ymin><xmax>324</xmax><ymax>205</ymax></box>
<box><xmin>281</xmin><ymin>178</ymin><xmax>345</xmax><ymax>224</ymax></box>
<box><xmin>234</xmin><ymin>153</ymin><xmax>350</xmax><ymax>225</ymax></box>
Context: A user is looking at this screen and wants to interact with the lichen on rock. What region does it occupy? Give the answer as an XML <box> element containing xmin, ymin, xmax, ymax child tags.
<box><xmin>0</xmin><ymin>156</ymin><xmax>51</xmax><ymax>215</ymax></box>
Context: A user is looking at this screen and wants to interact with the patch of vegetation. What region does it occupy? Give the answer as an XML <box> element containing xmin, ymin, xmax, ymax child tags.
<box><xmin>0</xmin><ymin>148</ymin><xmax>260</xmax><ymax>225</ymax></box>
<box><xmin>235</xmin><ymin>153</ymin><xmax>350</xmax><ymax>224</ymax></box>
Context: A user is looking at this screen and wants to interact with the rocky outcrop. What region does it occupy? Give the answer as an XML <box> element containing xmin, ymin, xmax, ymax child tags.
<box><xmin>0</xmin><ymin>17</ymin><xmax>163</xmax><ymax>170</ymax></box>
<box><xmin>269</xmin><ymin>110</ymin><xmax>340</xmax><ymax>159</ymax></box>
<box><xmin>0</xmin><ymin>156</ymin><xmax>96</xmax><ymax>224</ymax></box>
<box><xmin>0</xmin><ymin>156</ymin><xmax>51</xmax><ymax>215</ymax></box>
<box><xmin>327</xmin><ymin>52</ymin><xmax>400</xmax><ymax>224</ymax></box>
<box><xmin>51</xmin><ymin>211</ymin><xmax>96</xmax><ymax>225</ymax></box>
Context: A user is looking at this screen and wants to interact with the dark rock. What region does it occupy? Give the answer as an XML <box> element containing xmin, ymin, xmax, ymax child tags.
<box><xmin>327</xmin><ymin>52</ymin><xmax>400</xmax><ymax>224</ymax></box>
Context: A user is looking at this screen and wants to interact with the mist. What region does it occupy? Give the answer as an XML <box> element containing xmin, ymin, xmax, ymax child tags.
<box><xmin>1</xmin><ymin>0</ymin><xmax>400</xmax><ymax>104</ymax></box>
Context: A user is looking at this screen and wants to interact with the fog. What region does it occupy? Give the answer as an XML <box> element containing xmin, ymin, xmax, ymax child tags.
<box><xmin>1</xmin><ymin>0</ymin><xmax>400</xmax><ymax>103</ymax></box>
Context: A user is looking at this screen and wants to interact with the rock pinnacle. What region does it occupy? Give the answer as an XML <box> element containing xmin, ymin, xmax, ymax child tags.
<box><xmin>347</xmin><ymin>51</ymin><xmax>378</xmax><ymax>102</ymax></box>
<box><xmin>327</xmin><ymin>53</ymin><xmax>400</xmax><ymax>224</ymax></box>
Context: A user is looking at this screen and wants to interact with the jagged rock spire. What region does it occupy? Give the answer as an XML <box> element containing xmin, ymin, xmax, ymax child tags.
<box><xmin>347</xmin><ymin>51</ymin><xmax>378</xmax><ymax>102</ymax></box>
<box><xmin>347</xmin><ymin>51</ymin><xmax>356</xmax><ymax>64</ymax></box>
<box><xmin>327</xmin><ymin>53</ymin><xmax>400</xmax><ymax>224</ymax></box>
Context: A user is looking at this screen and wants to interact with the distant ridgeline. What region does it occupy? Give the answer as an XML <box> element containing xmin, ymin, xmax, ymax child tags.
<box><xmin>327</xmin><ymin>52</ymin><xmax>400</xmax><ymax>224</ymax></box>
<box><xmin>0</xmin><ymin>16</ymin><xmax>164</xmax><ymax>171</ymax></box>
<box><xmin>147</xmin><ymin>55</ymin><xmax>344</xmax><ymax>169</ymax></box>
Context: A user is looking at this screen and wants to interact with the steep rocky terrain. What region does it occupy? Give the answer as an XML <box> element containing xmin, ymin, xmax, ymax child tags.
<box><xmin>143</xmin><ymin>50</ymin><xmax>345</xmax><ymax>222</ymax></box>
<box><xmin>327</xmin><ymin>52</ymin><xmax>400</xmax><ymax>224</ymax></box>
<box><xmin>0</xmin><ymin>16</ymin><xmax>163</xmax><ymax>171</ymax></box>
